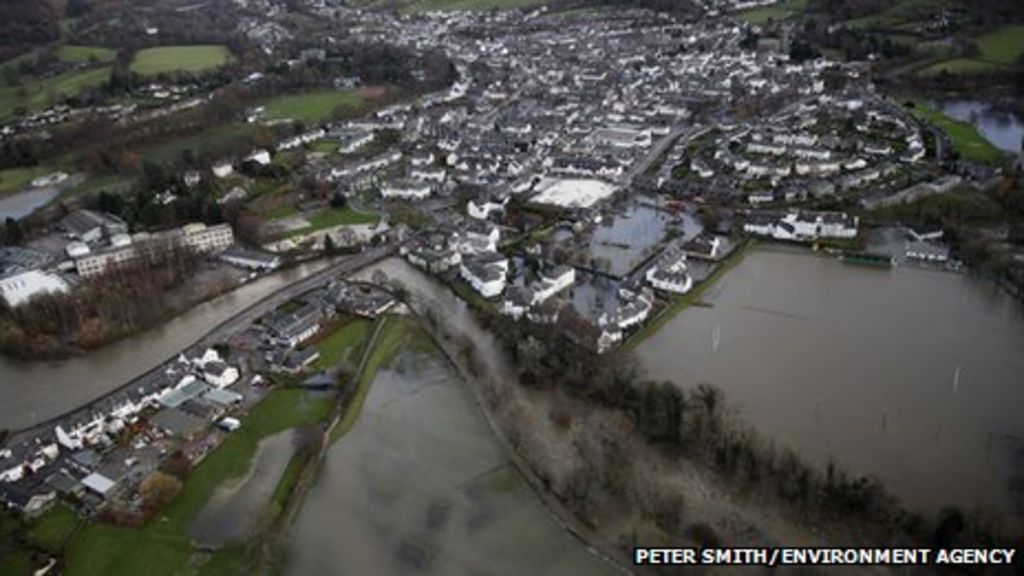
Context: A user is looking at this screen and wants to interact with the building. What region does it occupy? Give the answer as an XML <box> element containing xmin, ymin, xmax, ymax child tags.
<box><xmin>532</xmin><ymin>265</ymin><xmax>575</xmax><ymax>304</ymax></box>
<box><xmin>646</xmin><ymin>252</ymin><xmax>693</xmax><ymax>294</ymax></box>
<box><xmin>76</xmin><ymin>224</ymin><xmax>234</xmax><ymax>278</ymax></box>
<box><xmin>0</xmin><ymin>269</ymin><xmax>70</xmax><ymax>307</ymax></box>
<box><xmin>59</xmin><ymin>210</ymin><xmax>128</xmax><ymax>244</ymax></box>
<box><xmin>220</xmin><ymin>245</ymin><xmax>281</xmax><ymax>271</ymax></box>
<box><xmin>459</xmin><ymin>260</ymin><xmax>507</xmax><ymax>298</ymax></box>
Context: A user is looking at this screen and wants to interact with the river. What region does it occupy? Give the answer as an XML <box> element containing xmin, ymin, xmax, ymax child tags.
<box><xmin>637</xmin><ymin>246</ymin><xmax>1024</xmax><ymax>516</ymax></box>
<box><xmin>0</xmin><ymin>258</ymin><xmax>338</xmax><ymax>431</ymax></box>
<box><xmin>285</xmin><ymin>334</ymin><xmax>617</xmax><ymax>576</ymax></box>
<box><xmin>937</xmin><ymin>100</ymin><xmax>1024</xmax><ymax>154</ymax></box>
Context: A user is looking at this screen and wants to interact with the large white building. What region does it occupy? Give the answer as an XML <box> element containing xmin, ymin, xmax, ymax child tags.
<box><xmin>0</xmin><ymin>270</ymin><xmax>70</xmax><ymax>307</ymax></box>
<box><xmin>76</xmin><ymin>223</ymin><xmax>234</xmax><ymax>278</ymax></box>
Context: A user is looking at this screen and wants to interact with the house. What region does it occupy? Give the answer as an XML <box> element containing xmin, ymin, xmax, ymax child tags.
<box><xmin>460</xmin><ymin>260</ymin><xmax>507</xmax><ymax>298</ymax></box>
<box><xmin>245</xmin><ymin>149</ymin><xmax>272</xmax><ymax>166</ymax></box>
<box><xmin>265</xmin><ymin>304</ymin><xmax>323</xmax><ymax>348</ymax></box>
<box><xmin>282</xmin><ymin>347</ymin><xmax>320</xmax><ymax>374</ymax></box>
<box><xmin>212</xmin><ymin>162</ymin><xmax>234</xmax><ymax>179</ymax></box>
<box><xmin>0</xmin><ymin>483</ymin><xmax>55</xmax><ymax>516</ymax></box>
<box><xmin>467</xmin><ymin>195</ymin><xmax>509</xmax><ymax>220</ymax></box>
<box><xmin>681</xmin><ymin>234</ymin><xmax>722</xmax><ymax>260</ymax></box>
<box><xmin>646</xmin><ymin>252</ymin><xmax>692</xmax><ymax>294</ymax></box>
<box><xmin>532</xmin><ymin>265</ymin><xmax>575</xmax><ymax>304</ymax></box>
<box><xmin>150</xmin><ymin>408</ymin><xmax>207</xmax><ymax>440</ymax></box>
<box><xmin>380</xmin><ymin>180</ymin><xmax>432</xmax><ymax>200</ymax></box>
<box><xmin>202</xmin><ymin>362</ymin><xmax>240</xmax><ymax>389</ymax></box>
<box><xmin>500</xmin><ymin>286</ymin><xmax>534</xmax><ymax>319</ymax></box>
<box><xmin>81</xmin><ymin>471</ymin><xmax>118</xmax><ymax>499</ymax></box>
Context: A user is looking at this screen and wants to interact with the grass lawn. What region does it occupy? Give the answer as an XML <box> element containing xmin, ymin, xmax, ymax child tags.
<box><xmin>314</xmin><ymin>318</ymin><xmax>373</xmax><ymax>370</ymax></box>
<box><xmin>908</xmin><ymin>101</ymin><xmax>1004</xmax><ymax>165</ymax></box>
<box><xmin>62</xmin><ymin>388</ymin><xmax>333</xmax><ymax>576</ymax></box>
<box><xmin>130</xmin><ymin>45</ymin><xmax>231</xmax><ymax>76</ymax></box>
<box><xmin>262</xmin><ymin>90</ymin><xmax>366</xmax><ymax>125</ymax></box>
<box><xmin>288</xmin><ymin>206</ymin><xmax>380</xmax><ymax>237</ymax></box>
<box><xmin>29</xmin><ymin>504</ymin><xmax>79</xmax><ymax>554</ymax></box>
<box><xmin>975</xmin><ymin>25</ymin><xmax>1024</xmax><ymax>65</ymax></box>
<box><xmin>56</xmin><ymin>45</ymin><xmax>116</xmax><ymax>64</ymax></box>
<box><xmin>0</xmin><ymin>165</ymin><xmax>53</xmax><ymax>196</ymax></box>
<box><xmin>0</xmin><ymin>66</ymin><xmax>112</xmax><ymax>119</ymax></box>
<box><xmin>736</xmin><ymin>0</ymin><xmax>807</xmax><ymax>24</ymax></box>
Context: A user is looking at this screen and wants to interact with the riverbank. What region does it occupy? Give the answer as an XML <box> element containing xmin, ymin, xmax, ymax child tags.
<box><xmin>0</xmin><ymin>247</ymin><xmax>391</xmax><ymax>434</ymax></box>
<box><xmin>363</xmin><ymin>259</ymin><xmax>901</xmax><ymax>574</ymax></box>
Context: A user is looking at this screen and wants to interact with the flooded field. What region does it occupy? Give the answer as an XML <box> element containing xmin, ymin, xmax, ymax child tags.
<box><xmin>286</xmin><ymin>340</ymin><xmax>617</xmax><ymax>576</ymax></box>
<box><xmin>190</xmin><ymin>430</ymin><xmax>296</xmax><ymax>546</ymax></box>
<box><xmin>937</xmin><ymin>100</ymin><xmax>1024</xmax><ymax>153</ymax></box>
<box><xmin>637</xmin><ymin>246</ymin><xmax>1024</xmax><ymax>516</ymax></box>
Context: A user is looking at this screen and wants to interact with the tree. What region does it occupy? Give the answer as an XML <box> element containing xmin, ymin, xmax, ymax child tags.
<box><xmin>139</xmin><ymin>472</ymin><xmax>182</xmax><ymax>510</ymax></box>
<box><xmin>3</xmin><ymin>217</ymin><xmax>24</xmax><ymax>245</ymax></box>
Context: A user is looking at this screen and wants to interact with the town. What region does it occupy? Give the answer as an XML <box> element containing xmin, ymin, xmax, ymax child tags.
<box><xmin>0</xmin><ymin>0</ymin><xmax>1023</xmax><ymax>573</ymax></box>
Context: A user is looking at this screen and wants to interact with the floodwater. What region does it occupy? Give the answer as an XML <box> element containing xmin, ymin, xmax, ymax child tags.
<box><xmin>190</xmin><ymin>430</ymin><xmax>297</xmax><ymax>546</ymax></box>
<box><xmin>0</xmin><ymin>186</ymin><xmax>61</xmax><ymax>220</ymax></box>
<box><xmin>587</xmin><ymin>200</ymin><xmax>700</xmax><ymax>278</ymax></box>
<box><xmin>286</xmin><ymin>341</ymin><xmax>617</xmax><ymax>576</ymax></box>
<box><xmin>637</xmin><ymin>246</ymin><xmax>1024</xmax><ymax>515</ymax></box>
<box><xmin>937</xmin><ymin>100</ymin><xmax>1024</xmax><ymax>154</ymax></box>
<box><xmin>0</xmin><ymin>258</ymin><xmax>337</xmax><ymax>431</ymax></box>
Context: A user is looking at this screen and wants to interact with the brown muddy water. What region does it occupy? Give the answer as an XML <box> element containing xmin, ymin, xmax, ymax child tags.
<box><xmin>637</xmin><ymin>246</ymin><xmax>1024</xmax><ymax>516</ymax></box>
<box><xmin>285</xmin><ymin>341</ymin><xmax>618</xmax><ymax>576</ymax></box>
<box><xmin>190</xmin><ymin>430</ymin><xmax>297</xmax><ymax>546</ymax></box>
<box><xmin>0</xmin><ymin>258</ymin><xmax>337</xmax><ymax>430</ymax></box>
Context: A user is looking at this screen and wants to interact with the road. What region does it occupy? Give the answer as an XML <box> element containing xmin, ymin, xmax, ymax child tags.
<box><xmin>196</xmin><ymin>244</ymin><xmax>396</xmax><ymax>347</ymax></box>
<box><xmin>625</xmin><ymin>123</ymin><xmax>710</xmax><ymax>185</ymax></box>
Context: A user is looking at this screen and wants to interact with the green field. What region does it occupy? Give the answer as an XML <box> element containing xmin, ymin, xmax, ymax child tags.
<box><xmin>29</xmin><ymin>505</ymin><xmax>79</xmax><ymax>554</ymax></box>
<box><xmin>917</xmin><ymin>25</ymin><xmax>1024</xmax><ymax>77</ymax></box>
<box><xmin>0</xmin><ymin>66</ymin><xmax>112</xmax><ymax>119</ymax></box>
<box><xmin>975</xmin><ymin>25</ymin><xmax>1024</xmax><ymax>65</ymax></box>
<box><xmin>130</xmin><ymin>45</ymin><xmax>231</xmax><ymax>76</ymax></box>
<box><xmin>314</xmin><ymin>318</ymin><xmax>373</xmax><ymax>370</ymax></box>
<box><xmin>917</xmin><ymin>58</ymin><xmax>1007</xmax><ymax>76</ymax></box>
<box><xmin>262</xmin><ymin>90</ymin><xmax>366</xmax><ymax>125</ymax></box>
<box><xmin>736</xmin><ymin>0</ymin><xmax>807</xmax><ymax>24</ymax></box>
<box><xmin>291</xmin><ymin>206</ymin><xmax>380</xmax><ymax>236</ymax></box>
<box><xmin>0</xmin><ymin>165</ymin><xmax>53</xmax><ymax>196</ymax></box>
<box><xmin>140</xmin><ymin>122</ymin><xmax>259</xmax><ymax>163</ymax></box>
<box><xmin>56</xmin><ymin>45</ymin><xmax>116</xmax><ymax>64</ymax></box>
<box><xmin>908</xmin><ymin>102</ymin><xmax>1004</xmax><ymax>165</ymax></box>
<box><xmin>62</xmin><ymin>388</ymin><xmax>333</xmax><ymax>576</ymax></box>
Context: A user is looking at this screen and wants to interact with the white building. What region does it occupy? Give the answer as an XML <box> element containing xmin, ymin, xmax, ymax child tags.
<box><xmin>459</xmin><ymin>260</ymin><xmax>506</xmax><ymax>298</ymax></box>
<box><xmin>0</xmin><ymin>270</ymin><xmax>70</xmax><ymax>307</ymax></box>
<box><xmin>467</xmin><ymin>196</ymin><xmax>509</xmax><ymax>220</ymax></box>
<box><xmin>380</xmin><ymin>181</ymin><xmax>432</xmax><ymax>200</ymax></box>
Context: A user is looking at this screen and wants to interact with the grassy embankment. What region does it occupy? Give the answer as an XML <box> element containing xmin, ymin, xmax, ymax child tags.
<box><xmin>328</xmin><ymin>315</ymin><xmax>415</xmax><ymax>443</ymax></box>
<box><xmin>907</xmin><ymin>101</ymin><xmax>1005</xmax><ymax>165</ymax></box>
<box><xmin>312</xmin><ymin>317</ymin><xmax>373</xmax><ymax>370</ymax></box>
<box><xmin>918</xmin><ymin>24</ymin><xmax>1024</xmax><ymax>76</ymax></box>
<box><xmin>129</xmin><ymin>45</ymin><xmax>232</xmax><ymax>76</ymax></box>
<box><xmin>625</xmin><ymin>241</ymin><xmax>753</xmax><ymax>349</ymax></box>
<box><xmin>59</xmin><ymin>388</ymin><xmax>333</xmax><ymax>576</ymax></box>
